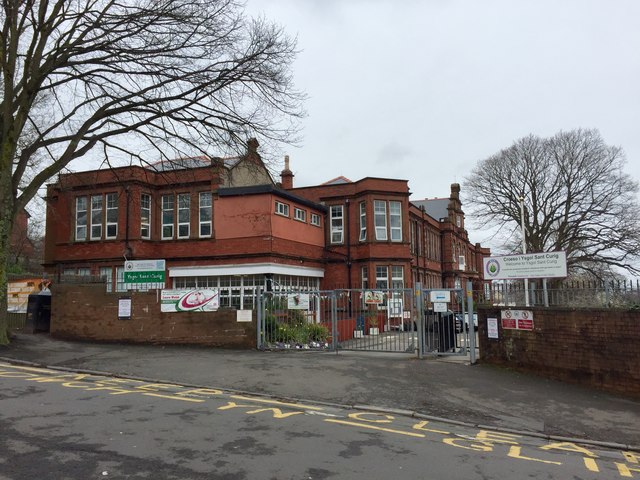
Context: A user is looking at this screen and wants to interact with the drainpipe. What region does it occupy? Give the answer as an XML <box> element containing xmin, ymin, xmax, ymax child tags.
<box><xmin>346</xmin><ymin>199</ymin><xmax>352</xmax><ymax>316</ymax></box>
<box><xmin>125</xmin><ymin>186</ymin><xmax>131</xmax><ymax>258</ymax></box>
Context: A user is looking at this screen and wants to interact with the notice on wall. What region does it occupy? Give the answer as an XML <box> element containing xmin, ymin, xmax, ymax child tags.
<box><xmin>501</xmin><ymin>309</ymin><xmax>534</xmax><ymax>331</ymax></box>
<box><xmin>161</xmin><ymin>289</ymin><xmax>219</xmax><ymax>312</ymax></box>
<box><xmin>487</xmin><ymin>317</ymin><xmax>499</xmax><ymax>338</ymax></box>
<box><xmin>118</xmin><ymin>297</ymin><xmax>132</xmax><ymax>320</ymax></box>
<box><xmin>237</xmin><ymin>310</ymin><xmax>252</xmax><ymax>322</ymax></box>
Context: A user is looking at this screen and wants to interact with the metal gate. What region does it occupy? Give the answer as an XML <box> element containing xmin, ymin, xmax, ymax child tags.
<box><xmin>421</xmin><ymin>288</ymin><xmax>473</xmax><ymax>357</ymax></box>
<box><xmin>257</xmin><ymin>285</ymin><xmax>475</xmax><ymax>357</ymax></box>
<box><xmin>258</xmin><ymin>289</ymin><xmax>420</xmax><ymax>354</ymax></box>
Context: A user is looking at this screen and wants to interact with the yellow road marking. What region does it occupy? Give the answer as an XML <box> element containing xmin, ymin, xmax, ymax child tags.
<box><xmin>230</xmin><ymin>394</ymin><xmax>323</xmax><ymax>411</ymax></box>
<box><xmin>508</xmin><ymin>446</ymin><xmax>562</xmax><ymax>465</ymax></box>
<box><xmin>325</xmin><ymin>419</ymin><xmax>425</xmax><ymax>438</ymax></box>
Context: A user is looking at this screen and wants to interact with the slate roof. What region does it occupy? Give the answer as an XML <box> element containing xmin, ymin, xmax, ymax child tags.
<box><xmin>148</xmin><ymin>156</ymin><xmax>242</xmax><ymax>172</ymax></box>
<box><xmin>411</xmin><ymin>198</ymin><xmax>450</xmax><ymax>221</ymax></box>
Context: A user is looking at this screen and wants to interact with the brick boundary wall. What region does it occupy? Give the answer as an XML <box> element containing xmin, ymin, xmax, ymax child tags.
<box><xmin>50</xmin><ymin>284</ymin><xmax>256</xmax><ymax>348</ymax></box>
<box><xmin>478</xmin><ymin>307</ymin><xmax>640</xmax><ymax>398</ymax></box>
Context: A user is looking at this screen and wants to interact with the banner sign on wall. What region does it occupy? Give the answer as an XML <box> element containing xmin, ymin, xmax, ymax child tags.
<box><xmin>161</xmin><ymin>289</ymin><xmax>219</xmax><ymax>312</ymax></box>
<box><xmin>483</xmin><ymin>251</ymin><xmax>567</xmax><ymax>280</ymax></box>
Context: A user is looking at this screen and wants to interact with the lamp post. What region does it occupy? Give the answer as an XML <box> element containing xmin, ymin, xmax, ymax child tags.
<box><xmin>519</xmin><ymin>195</ymin><xmax>530</xmax><ymax>307</ymax></box>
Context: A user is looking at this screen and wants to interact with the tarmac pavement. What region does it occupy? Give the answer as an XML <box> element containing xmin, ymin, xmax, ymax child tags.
<box><xmin>1</xmin><ymin>333</ymin><xmax>639</xmax><ymax>449</ymax></box>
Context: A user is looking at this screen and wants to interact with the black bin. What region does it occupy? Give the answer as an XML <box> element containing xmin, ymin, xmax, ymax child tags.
<box><xmin>437</xmin><ymin>314</ymin><xmax>456</xmax><ymax>352</ymax></box>
<box><xmin>26</xmin><ymin>293</ymin><xmax>51</xmax><ymax>333</ymax></box>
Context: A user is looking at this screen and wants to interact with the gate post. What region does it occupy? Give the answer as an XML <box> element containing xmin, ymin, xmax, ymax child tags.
<box><xmin>331</xmin><ymin>291</ymin><xmax>338</xmax><ymax>353</ymax></box>
<box><xmin>466</xmin><ymin>281</ymin><xmax>476</xmax><ymax>364</ymax></box>
<box><xmin>256</xmin><ymin>288</ymin><xmax>263</xmax><ymax>349</ymax></box>
<box><xmin>415</xmin><ymin>283</ymin><xmax>424</xmax><ymax>359</ymax></box>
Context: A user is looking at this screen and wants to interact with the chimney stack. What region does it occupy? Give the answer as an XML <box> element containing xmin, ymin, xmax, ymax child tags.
<box><xmin>280</xmin><ymin>155</ymin><xmax>294</xmax><ymax>189</ymax></box>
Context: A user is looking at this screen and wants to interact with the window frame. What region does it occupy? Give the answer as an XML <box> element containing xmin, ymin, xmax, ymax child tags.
<box><xmin>199</xmin><ymin>192</ymin><xmax>212</xmax><ymax>238</ymax></box>
<box><xmin>310</xmin><ymin>213</ymin><xmax>321</xmax><ymax>226</ymax></box>
<box><xmin>359</xmin><ymin>202</ymin><xmax>367</xmax><ymax>241</ymax></box>
<box><xmin>140</xmin><ymin>193</ymin><xmax>151</xmax><ymax>239</ymax></box>
<box><xmin>389</xmin><ymin>201</ymin><xmax>402</xmax><ymax>242</ymax></box>
<box><xmin>75</xmin><ymin>197</ymin><xmax>87</xmax><ymax>241</ymax></box>
<box><xmin>161</xmin><ymin>194</ymin><xmax>175</xmax><ymax>240</ymax></box>
<box><xmin>105</xmin><ymin>193</ymin><xmax>118</xmax><ymax>239</ymax></box>
<box><xmin>374</xmin><ymin>200</ymin><xmax>387</xmax><ymax>241</ymax></box>
<box><xmin>90</xmin><ymin>194</ymin><xmax>103</xmax><ymax>240</ymax></box>
<box><xmin>330</xmin><ymin>205</ymin><xmax>344</xmax><ymax>244</ymax></box>
<box><xmin>294</xmin><ymin>207</ymin><xmax>306</xmax><ymax>223</ymax></box>
<box><xmin>177</xmin><ymin>193</ymin><xmax>190</xmax><ymax>239</ymax></box>
<box><xmin>275</xmin><ymin>201</ymin><xmax>290</xmax><ymax>217</ymax></box>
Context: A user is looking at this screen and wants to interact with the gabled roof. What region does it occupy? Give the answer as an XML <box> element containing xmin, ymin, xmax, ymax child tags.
<box><xmin>411</xmin><ymin>198</ymin><xmax>450</xmax><ymax>221</ymax></box>
<box><xmin>321</xmin><ymin>176</ymin><xmax>352</xmax><ymax>185</ymax></box>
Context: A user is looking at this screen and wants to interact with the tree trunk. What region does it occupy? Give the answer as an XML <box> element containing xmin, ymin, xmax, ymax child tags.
<box><xmin>0</xmin><ymin>221</ymin><xmax>12</xmax><ymax>346</ymax></box>
<box><xmin>0</xmin><ymin>147</ymin><xmax>16</xmax><ymax>345</ymax></box>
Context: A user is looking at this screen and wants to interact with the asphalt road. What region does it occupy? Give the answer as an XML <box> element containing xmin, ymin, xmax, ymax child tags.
<box><xmin>0</xmin><ymin>362</ymin><xmax>634</xmax><ymax>480</ymax></box>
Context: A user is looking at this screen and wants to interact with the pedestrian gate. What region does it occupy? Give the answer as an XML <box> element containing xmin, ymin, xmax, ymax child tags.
<box><xmin>257</xmin><ymin>287</ymin><xmax>473</xmax><ymax>357</ymax></box>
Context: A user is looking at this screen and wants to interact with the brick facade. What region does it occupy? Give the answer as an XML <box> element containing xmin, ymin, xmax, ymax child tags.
<box><xmin>478</xmin><ymin>307</ymin><xmax>640</xmax><ymax>398</ymax></box>
<box><xmin>51</xmin><ymin>284</ymin><xmax>256</xmax><ymax>348</ymax></box>
<box><xmin>43</xmin><ymin>142</ymin><xmax>490</xmax><ymax>345</ymax></box>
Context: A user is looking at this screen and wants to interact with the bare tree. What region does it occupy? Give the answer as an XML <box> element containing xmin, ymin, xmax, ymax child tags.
<box><xmin>464</xmin><ymin>129</ymin><xmax>640</xmax><ymax>278</ymax></box>
<box><xmin>0</xmin><ymin>0</ymin><xmax>305</xmax><ymax>344</ymax></box>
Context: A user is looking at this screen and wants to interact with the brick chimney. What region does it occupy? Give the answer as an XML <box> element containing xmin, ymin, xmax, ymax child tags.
<box><xmin>280</xmin><ymin>155</ymin><xmax>294</xmax><ymax>189</ymax></box>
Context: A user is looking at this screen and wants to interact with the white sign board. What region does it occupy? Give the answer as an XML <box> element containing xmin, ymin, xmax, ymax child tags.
<box><xmin>429</xmin><ymin>290</ymin><xmax>451</xmax><ymax>303</ymax></box>
<box><xmin>433</xmin><ymin>302</ymin><xmax>448</xmax><ymax>312</ymax></box>
<box><xmin>487</xmin><ymin>317</ymin><xmax>499</xmax><ymax>339</ymax></box>
<box><xmin>364</xmin><ymin>290</ymin><xmax>385</xmax><ymax>304</ymax></box>
<box><xmin>118</xmin><ymin>297</ymin><xmax>131</xmax><ymax>319</ymax></box>
<box><xmin>483</xmin><ymin>251</ymin><xmax>567</xmax><ymax>280</ymax></box>
<box><xmin>236</xmin><ymin>310</ymin><xmax>252</xmax><ymax>322</ymax></box>
<box><xmin>287</xmin><ymin>293</ymin><xmax>310</xmax><ymax>310</ymax></box>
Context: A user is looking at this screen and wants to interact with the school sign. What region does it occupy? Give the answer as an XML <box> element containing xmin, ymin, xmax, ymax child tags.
<box><xmin>483</xmin><ymin>251</ymin><xmax>567</xmax><ymax>280</ymax></box>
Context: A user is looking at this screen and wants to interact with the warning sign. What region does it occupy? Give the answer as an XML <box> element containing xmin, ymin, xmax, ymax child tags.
<box><xmin>501</xmin><ymin>309</ymin><xmax>534</xmax><ymax>331</ymax></box>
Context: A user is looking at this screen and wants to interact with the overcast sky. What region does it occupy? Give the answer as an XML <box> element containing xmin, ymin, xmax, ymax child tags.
<box><xmin>245</xmin><ymin>0</ymin><xmax>640</xmax><ymax>243</ymax></box>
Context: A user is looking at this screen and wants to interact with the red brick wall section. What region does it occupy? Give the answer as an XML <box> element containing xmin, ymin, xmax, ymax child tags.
<box><xmin>50</xmin><ymin>284</ymin><xmax>256</xmax><ymax>348</ymax></box>
<box><xmin>478</xmin><ymin>307</ymin><xmax>640</xmax><ymax>398</ymax></box>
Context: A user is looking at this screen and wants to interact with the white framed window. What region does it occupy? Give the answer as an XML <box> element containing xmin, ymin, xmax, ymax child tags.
<box><xmin>178</xmin><ymin>193</ymin><xmax>190</xmax><ymax>238</ymax></box>
<box><xmin>75</xmin><ymin>197</ymin><xmax>87</xmax><ymax>241</ymax></box>
<box><xmin>275</xmin><ymin>201</ymin><xmax>289</xmax><ymax>217</ymax></box>
<box><xmin>390</xmin><ymin>201</ymin><xmax>402</xmax><ymax>242</ymax></box>
<box><xmin>105</xmin><ymin>193</ymin><xmax>118</xmax><ymax>239</ymax></box>
<box><xmin>361</xmin><ymin>266</ymin><xmax>369</xmax><ymax>289</ymax></box>
<box><xmin>374</xmin><ymin>200</ymin><xmax>387</xmax><ymax>241</ymax></box>
<box><xmin>141</xmin><ymin>193</ymin><xmax>151</xmax><ymax>239</ymax></box>
<box><xmin>294</xmin><ymin>207</ymin><xmax>306</xmax><ymax>222</ymax></box>
<box><xmin>310</xmin><ymin>213</ymin><xmax>321</xmax><ymax>226</ymax></box>
<box><xmin>391</xmin><ymin>265</ymin><xmax>404</xmax><ymax>289</ymax></box>
<box><xmin>330</xmin><ymin>205</ymin><xmax>344</xmax><ymax>244</ymax></box>
<box><xmin>375</xmin><ymin>266</ymin><xmax>388</xmax><ymax>290</ymax></box>
<box><xmin>199</xmin><ymin>192</ymin><xmax>212</xmax><ymax>238</ymax></box>
<box><xmin>116</xmin><ymin>266</ymin><xmax>128</xmax><ymax>292</ymax></box>
<box><xmin>100</xmin><ymin>266</ymin><xmax>113</xmax><ymax>293</ymax></box>
<box><xmin>162</xmin><ymin>194</ymin><xmax>174</xmax><ymax>239</ymax></box>
<box><xmin>359</xmin><ymin>202</ymin><xmax>367</xmax><ymax>241</ymax></box>
<box><xmin>90</xmin><ymin>195</ymin><xmax>103</xmax><ymax>240</ymax></box>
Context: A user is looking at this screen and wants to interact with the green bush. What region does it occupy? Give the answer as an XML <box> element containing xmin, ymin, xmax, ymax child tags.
<box><xmin>305</xmin><ymin>323</ymin><xmax>329</xmax><ymax>342</ymax></box>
